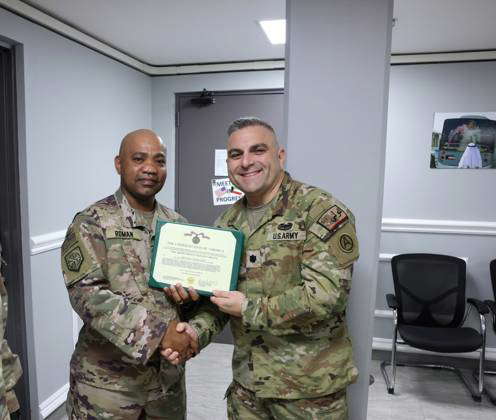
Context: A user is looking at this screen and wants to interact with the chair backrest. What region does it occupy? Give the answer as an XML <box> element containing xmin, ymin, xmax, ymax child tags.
<box><xmin>391</xmin><ymin>253</ymin><xmax>466</xmax><ymax>328</ymax></box>
<box><xmin>490</xmin><ymin>259</ymin><xmax>496</xmax><ymax>300</ymax></box>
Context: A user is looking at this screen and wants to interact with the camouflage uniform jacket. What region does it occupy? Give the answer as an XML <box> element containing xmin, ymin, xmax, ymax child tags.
<box><xmin>61</xmin><ymin>189</ymin><xmax>186</xmax><ymax>392</ymax></box>
<box><xmin>0</xmin><ymin>242</ymin><xmax>23</xmax><ymax>416</ymax></box>
<box><xmin>190</xmin><ymin>173</ymin><xmax>359</xmax><ymax>399</ymax></box>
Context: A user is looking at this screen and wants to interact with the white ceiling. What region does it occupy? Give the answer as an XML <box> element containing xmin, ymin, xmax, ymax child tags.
<box><xmin>18</xmin><ymin>0</ymin><xmax>496</xmax><ymax>65</ymax></box>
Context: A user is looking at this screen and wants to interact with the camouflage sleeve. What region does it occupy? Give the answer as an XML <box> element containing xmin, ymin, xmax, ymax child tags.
<box><xmin>0</xmin><ymin>293</ymin><xmax>6</xmax><ymax>419</ymax></box>
<box><xmin>242</xmin><ymin>199</ymin><xmax>359</xmax><ymax>335</ymax></box>
<box><xmin>61</xmin><ymin>213</ymin><xmax>167</xmax><ymax>364</ymax></box>
<box><xmin>188</xmin><ymin>300</ymin><xmax>229</xmax><ymax>349</ymax></box>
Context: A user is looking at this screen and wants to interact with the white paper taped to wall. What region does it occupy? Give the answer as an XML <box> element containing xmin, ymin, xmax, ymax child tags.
<box><xmin>215</xmin><ymin>149</ymin><xmax>228</xmax><ymax>176</ymax></box>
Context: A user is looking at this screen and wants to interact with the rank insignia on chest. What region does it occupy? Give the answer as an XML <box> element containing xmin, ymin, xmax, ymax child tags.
<box><xmin>318</xmin><ymin>205</ymin><xmax>348</xmax><ymax>235</ymax></box>
<box><xmin>246</xmin><ymin>250</ymin><xmax>263</xmax><ymax>268</ymax></box>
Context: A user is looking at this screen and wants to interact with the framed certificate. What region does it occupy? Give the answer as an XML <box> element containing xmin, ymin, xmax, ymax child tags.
<box><xmin>148</xmin><ymin>221</ymin><xmax>244</xmax><ymax>296</ymax></box>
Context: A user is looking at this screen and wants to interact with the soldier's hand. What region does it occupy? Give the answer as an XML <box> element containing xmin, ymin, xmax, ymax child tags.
<box><xmin>164</xmin><ymin>283</ymin><xmax>200</xmax><ymax>305</ymax></box>
<box><xmin>161</xmin><ymin>322</ymin><xmax>199</xmax><ymax>365</ymax></box>
<box><xmin>210</xmin><ymin>290</ymin><xmax>246</xmax><ymax>317</ymax></box>
<box><xmin>162</xmin><ymin>320</ymin><xmax>191</xmax><ymax>355</ymax></box>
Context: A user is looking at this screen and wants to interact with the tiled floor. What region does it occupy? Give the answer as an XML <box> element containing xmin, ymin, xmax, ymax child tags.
<box><xmin>368</xmin><ymin>358</ymin><xmax>496</xmax><ymax>420</ymax></box>
<box><xmin>47</xmin><ymin>342</ymin><xmax>496</xmax><ymax>419</ymax></box>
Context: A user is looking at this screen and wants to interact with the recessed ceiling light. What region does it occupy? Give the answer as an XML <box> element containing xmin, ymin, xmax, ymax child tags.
<box><xmin>258</xmin><ymin>19</ymin><xmax>286</xmax><ymax>45</ymax></box>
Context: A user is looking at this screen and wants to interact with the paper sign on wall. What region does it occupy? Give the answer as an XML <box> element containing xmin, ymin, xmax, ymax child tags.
<box><xmin>211</xmin><ymin>178</ymin><xmax>244</xmax><ymax>206</ymax></box>
<box><xmin>215</xmin><ymin>149</ymin><xmax>228</xmax><ymax>176</ymax></box>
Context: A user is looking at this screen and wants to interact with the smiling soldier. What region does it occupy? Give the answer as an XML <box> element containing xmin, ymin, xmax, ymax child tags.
<box><xmin>166</xmin><ymin>117</ymin><xmax>360</xmax><ymax>419</ymax></box>
<box><xmin>61</xmin><ymin>129</ymin><xmax>196</xmax><ymax>419</ymax></box>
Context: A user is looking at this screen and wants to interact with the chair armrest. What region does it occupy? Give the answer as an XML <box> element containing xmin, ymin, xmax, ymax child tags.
<box><xmin>386</xmin><ymin>294</ymin><xmax>398</xmax><ymax>310</ymax></box>
<box><xmin>467</xmin><ymin>298</ymin><xmax>489</xmax><ymax>315</ymax></box>
<box><xmin>485</xmin><ymin>300</ymin><xmax>496</xmax><ymax>316</ymax></box>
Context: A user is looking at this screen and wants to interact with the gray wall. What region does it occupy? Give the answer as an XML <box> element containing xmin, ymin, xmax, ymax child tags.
<box><xmin>0</xmin><ymin>8</ymin><xmax>151</xmax><ymax>417</ymax></box>
<box><xmin>151</xmin><ymin>70</ymin><xmax>284</xmax><ymax>207</ymax></box>
<box><xmin>284</xmin><ymin>1</ymin><xmax>393</xmax><ymax>419</ymax></box>
<box><xmin>383</xmin><ymin>62</ymin><xmax>496</xmax><ymax>220</ymax></box>
<box><xmin>375</xmin><ymin>62</ymin><xmax>496</xmax><ymax>349</ymax></box>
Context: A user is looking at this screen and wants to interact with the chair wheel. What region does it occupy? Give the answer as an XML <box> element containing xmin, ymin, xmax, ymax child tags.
<box><xmin>387</xmin><ymin>388</ymin><xmax>394</xmax><ymax>395</ymax></box>
<box><xmin>472</xmin><ymin>395</ymin><xmax>482</xmax><ymax>402</ymax></box>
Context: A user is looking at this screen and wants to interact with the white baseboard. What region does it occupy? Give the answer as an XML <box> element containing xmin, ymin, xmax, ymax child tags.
<box><xmin>373</xmin><ymin>336</ymin><xmax>496</xmax><ymax>361</ymax></box>
<box><xmin>39</xmin><ymin>382</ymin><xmax>68</xmax><ymax>418</ymax></box>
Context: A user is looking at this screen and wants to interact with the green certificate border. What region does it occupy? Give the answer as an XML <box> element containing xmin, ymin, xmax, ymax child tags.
<box><xmin>148</xmin><ymin>220</ymin><xmax>244</xmax><ymax>296</ymax></box>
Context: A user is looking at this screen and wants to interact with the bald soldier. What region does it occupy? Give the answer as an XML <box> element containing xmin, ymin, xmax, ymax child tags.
<box><xmin>61</xmin><ymin>129</ymin><xmax>196</xmax><ymax>419</ymax></box>
<box><xmin>166</xmin><ymin>118</ymin><xmax>359</xmax><ymax>419</ymax></box>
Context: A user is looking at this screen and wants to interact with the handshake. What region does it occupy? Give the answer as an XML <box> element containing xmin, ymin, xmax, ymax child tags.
<box><xmin>160</xmin><ymin>320</ymin><xmax>199</xmax><ymax>364</ymax></box>
<box><xmin>160</xmin><ymin>283</ymin><xmax>247</xmax><ymax>364</ymax></box>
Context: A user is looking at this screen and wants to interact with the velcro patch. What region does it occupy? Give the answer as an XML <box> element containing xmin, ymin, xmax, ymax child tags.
<box><xmin>64</xmin><ymin>246</ymin><xmax>84</xmax><ymax>272</ymax></box>
<box><xmin>62</xmin><ymin>239</ymin><xmax>94</xmax><ymax>286</ymax></box>
<box><xmin>106</xmin><ymin>229</ymin><xmax>143</xmax><ymax>240</ymax></box>
<box><xmin>329</xmin><ymin>223</ymin><xmax>359</xmax><ymax>268</ymax></box>
<box><xmin>318</xmin><ymin>205</ymin><xmax>348</xmax><ymax>235</ymax></box>
<box><xmin>267</xmin><ymin>230</ymin><xmax>306</xmax><ymax>241</ymax></box>
<box><xmin>246</xmin><ymin>250</ymin><xmax>263</xmax><ymax>268</ymax></box>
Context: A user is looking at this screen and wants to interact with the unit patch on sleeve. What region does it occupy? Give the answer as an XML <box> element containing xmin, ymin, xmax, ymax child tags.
<box><xmin>329</xmin><ymin>223</ymin><xmax>359</xmax><ymax>267</ymax></box>
<box><xmin>318</xmin><ymin>205</ymin><xmax>348</xmax><ymax>234</ymax></box>
<box><xmin>61</xmin><ymin>229</ymin><xmax>95</xmax><ymax>286</ymax></box>
<box><xmin>64</xmin><ymin>246</ymin><xmax>84</xmax><ymax>272</ymax></box>
<box><xmin>339</xmin><ymin>233</ymin><xmax>355</xmax><ymax>253</ymax></box>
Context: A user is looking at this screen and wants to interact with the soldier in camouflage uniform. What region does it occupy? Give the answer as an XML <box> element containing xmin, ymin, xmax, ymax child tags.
<box><xmin>61</xmin><ymin>129</ymin><xmax>192</xmax><ymax>419</ymax></box>
<box><xmin>0</xmin><ymin>242</ymin><xmax>23</xmax><ymax>419</ymax></box>
<box><xmin>167</xmin><ymin>118</ymin><xmax>359</xmax><ymax>419</ymax></box>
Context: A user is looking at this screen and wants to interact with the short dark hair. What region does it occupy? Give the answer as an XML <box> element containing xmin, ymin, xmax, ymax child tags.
<box><xmin>227</xmin><ymin>117</ymin><xmax>276</xmax><ymax>137</ymax></box>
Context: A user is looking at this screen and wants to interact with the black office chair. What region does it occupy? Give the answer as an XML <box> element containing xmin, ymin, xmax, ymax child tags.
<box><xmin>380</xmin><ymin>253</ymin><xmax>488</xmax><ymax>401</ymax></box>
<box><xmin>480</xmin><ymin>258</ymin><xmax>496</xmax><ymax>403</ymax></box>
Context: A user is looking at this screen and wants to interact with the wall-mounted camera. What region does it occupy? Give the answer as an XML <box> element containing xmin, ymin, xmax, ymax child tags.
<box><xmin>191</xmin><ymin>89</ymin><xmax>215</xmax><ymax>106</ymax></box>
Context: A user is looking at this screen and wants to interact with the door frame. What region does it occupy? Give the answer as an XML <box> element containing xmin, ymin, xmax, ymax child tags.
<box><xmin>0</xmin><ymin>40</ymin><xmax>36</xmax><ymax>419</ymax></box>
<box><xmin>174</xmin><ymin>88</ymin><xmax>284</xmax><ymax>213</ymax></box>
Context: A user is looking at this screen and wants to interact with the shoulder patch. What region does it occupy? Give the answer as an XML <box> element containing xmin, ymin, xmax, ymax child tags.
<box><xmin>61</xmin><ymin>225</ymin><xmax>97</xmax><ymax>286</ymax></box>
<box><xmin>318</xmin><ymin>205</ymin><xmax>348</xmax><ymax>234</ymax></box>
<box><xmin>64</xmin><ymin>246</ymin><xmax>84</xmax><ymax>272</ymax></box>
<box><xmin>329</xmin><ymin>223</ymin><xmax>359</xmax><ymax>268</ymax></box>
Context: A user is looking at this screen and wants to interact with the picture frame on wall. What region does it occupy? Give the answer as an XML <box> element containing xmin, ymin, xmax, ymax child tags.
<box><xmin>431</xmin><ymin>112</ymin><xmax>496</xmax><ymax>169</ymax></box>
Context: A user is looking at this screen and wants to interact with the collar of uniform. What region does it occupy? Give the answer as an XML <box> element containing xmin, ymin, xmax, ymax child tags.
<box><xmin>152</xmin><ymin>202</ymin><xmax>173</xmax><ymax>237</ymax></box>
<box><xmin>114</xmin><ymin>188</ymin><xmax>171</xmax><ymax>236</ymax></box>
<box><xmin>272</xmin><ymin>171</ymin><xmax>292</xmax><ymax>217</ymax></box>
<box><xmin>114</xmin><ymin>188</ymin><xmax>153</xmax><ymax>230</ymax></box>
<box><xmin>224</xmin><ymin>171</ymin><xmax>293</xmax><ymax>229</ymax></box>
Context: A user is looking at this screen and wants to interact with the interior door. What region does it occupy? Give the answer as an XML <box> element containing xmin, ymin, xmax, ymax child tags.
<box><xmin>0</xmin><ymin>45</ymin><xmax>30</xmax><ymax>419</ymax></box>
<box><xmin>175</xmin><ymin>89</ymin><xmax>284</xmax><ymax>343</ymax></box>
